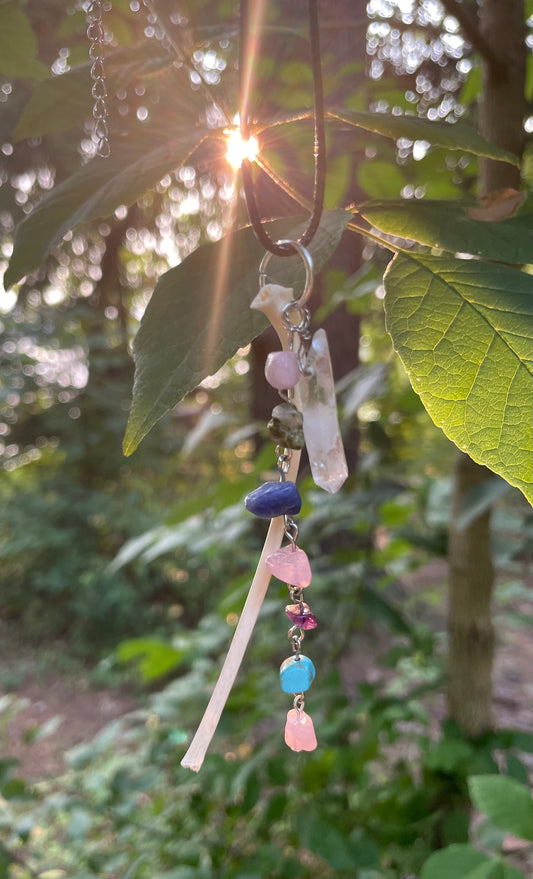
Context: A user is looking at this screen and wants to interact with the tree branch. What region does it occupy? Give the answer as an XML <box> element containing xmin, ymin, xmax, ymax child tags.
<box><xmin>440</xmin><ymin>0</ymin><xmax>502</xmax><ymax>71</ymax></box>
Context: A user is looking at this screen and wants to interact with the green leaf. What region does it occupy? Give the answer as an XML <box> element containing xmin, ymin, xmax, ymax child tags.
<box><xmin>297</xmin><ymin>811</ymin><xmax>356</xmax><ymax>871</ymax></box>
<box><xmin>422</xmin><ymin>848</ymin><xmax>525</xmax><ymax>879</ymax></box>
<box><xmin>123</xmin><ymin>209</ymin><xmax>350</xmax><ymax>455</ymax></box>
<box><xmin>12</xmin><ymin>44</ymin><xmax>174</xmax><ymax>141</ymax></box>
<box><xmin>423</xmin><ymin>738</ymin><xmax>473</xmax><ymax>772</ymax></box>
<box><xmin>329</xmin><ymin>110</ymin><xmax>520</xmax><ymax>166</ymax></box>
<box><xmin>420</xmin><ymin>844</ymin><xmax>488</xmax><ymax>879</ymax></box>
<box><xmin>67</xmin><ymin>808</ymin><xmax>93</xmax><ymax>841</ymax></box>
<box><xmin>470</xmin><ymin>861</ymin><xmax>525</xmax><ymax>879</ymax></box>
<box><xmin>116</xmin><ymin>638</ymin><xmax>184</xmax><ymax>682</ymax></box>
<box><xmin>356</xmin><ymin>161</ymin><xmax>405</xmax><ymax>198</ymax></box>
<box><xmin>5</xmin><ymin>128</ymin><xmax>207</xmax><ymax>288</ymax></box>
<box><xmin>0</xmin><ymin>3</ymin><xmax>48</xmax><ymax>79</ymax></box>
<box><xmin>468</xmin><ymin>775</ymin><xmax>533</xmax><ymax>841</ymax></box>
<box><xmin>420</xmin><ymin>848</ymin><xmax>524</xmax><ymax>879</ymax></box>
<box><xmin>13</xmin><ymin>66</ymin><xmax>92</xmax><ymax>142</ymax></box>
<box><xmin>359</xmin><ymin>200</ymin><xmax>532</xmax><ymax>264</ymax></box>
<box><xmin>384</xmin><ymin>254</ymin><xmax>533</xmax><ymax>502</ymax></box>
<box><xmin>1</xmin><ymin>778</ymin><xmax>27</xmax><ymax>800</ymax></box>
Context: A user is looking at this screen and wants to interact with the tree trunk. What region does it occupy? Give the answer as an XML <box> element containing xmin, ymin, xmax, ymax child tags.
<box><xmin>447</xmin><ymin>0</ymin><xmax>526</xmax><ymax>736</ymax></box>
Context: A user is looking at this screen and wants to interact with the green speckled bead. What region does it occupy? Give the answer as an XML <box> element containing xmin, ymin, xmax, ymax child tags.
<box><xmin>267</xmin><ymin>402</ymin><xmax>304</xmax><ymax>449</ymax></box>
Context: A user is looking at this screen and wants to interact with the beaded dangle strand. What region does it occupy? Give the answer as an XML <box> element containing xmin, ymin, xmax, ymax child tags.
<box><xmin>180</xmin><ymin>0</ymin><xmax>345</xmax><ymax>771</ymax></box>
<box><xmin>245</xmin><ymin>241</ymin><xmax>332</xmax><ymax>751</ymax></box>
<box><xmin>180</xmin><ymin>243</ymin><xmax>348</xmax><ymax>770</ymax></box>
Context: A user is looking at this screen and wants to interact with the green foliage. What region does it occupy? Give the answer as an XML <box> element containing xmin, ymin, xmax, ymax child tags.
<box><xmin>384</xmin><ymin>254</ymin><xmax>533</xmax><ymax>502</ymax></box>
<box><xmin>420</xmin><ymin>845</ymin><xmax>525</xmax><ymax>879</ymax></box>
<box><xmin>124</xmin><ymin>210</ymin><xmax>350</xmax><ymax>454</ymax></box>
<box><xmin>328</xmin><ymin>110</ymin><xmax>520</xmax><ymax>165</ymax></box>
<box><xmin>359</xmin><ymin>199</ymin><xmax>533</xmax><ymax>264</ymax></box>
<box><xmin>12</xmin><ymin>43</ymin><xmax>173</xmax><ymax>141</ymax></box>
<box><xmin>5</xmin><ymin>124</ymin><xmax>206</xmax><ymax>288</ymax></box>
<box><xmin>468</xmin><ymin>775</ymin><xmax>533</xmax><ymax>842</ymax></box>
<box><xmin>0</xmin><ymin>3</ymin><xmax>531</xmax><ymax>876</ymax></box>
<box><xmin>417</xmin><ymin>738</ymin><xmax>533</xmax><ymax>879</ymax></box>
<box><xmin>3</xmin><ymin>7</ymin><xmax>530</xmax><ymax>497</ymax></box>
<box><xmin>0</xmin><ymin>2</ymin><xmax>48</xmax><ymax>80</ymax></box>
<box><xmin>0</xmin><ymin>570</ymin><xmax>528</xmax><ymax>878</ymax></box>
<box><xmin>356</xmin><ymin>160</ymin><xmax>405</xmax><ymax>198</ymax></box>
<box><xmin>0</xmin><ymin>471</ymin><xmax>165</xmax><ymax>646</ymax></box>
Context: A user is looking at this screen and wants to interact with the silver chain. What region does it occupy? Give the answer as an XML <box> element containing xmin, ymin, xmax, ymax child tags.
<box><xmin>86</xmin><ymin>0</ymin><xmax>111</xmax><ymax>158</ymax></box>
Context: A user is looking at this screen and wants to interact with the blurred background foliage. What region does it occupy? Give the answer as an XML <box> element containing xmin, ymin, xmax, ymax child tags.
<box><xmin>0</xmin><ymin>0</ymin><xmax>531</xmax><ymax>877</ymax></box>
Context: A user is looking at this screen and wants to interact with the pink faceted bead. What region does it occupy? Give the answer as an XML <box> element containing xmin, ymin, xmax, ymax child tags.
<box><xmin>285</xmin><ymin>602</ymin><xmax>318</xmax><ymax>630</ymax></box>
<box><xmin>265</xmin><ymin>351</ymin><xmax>300</xmax><ymax>390</ymax></box>
<box><xmin>284</xmin><ymin>708</ymin><xmax>317</xmax><ymax>752</ymax></box>
<box><xmin>265</xmin><ymin>545</ymin><xmax>312</xmax><ymax>588</ymax></box>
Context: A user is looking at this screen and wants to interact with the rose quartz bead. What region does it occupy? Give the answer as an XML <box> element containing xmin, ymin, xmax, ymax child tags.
<box><xmin>264</xmin><ymin>351</ymin><xmax>300</xmax><ymax>390</ymax></box>
<box><xmin>265</xmin><ymin>545</ymin><xmax>312</xmax><ymax>588</ymax></box>
<box><xmin>284</xmin><ymin>708</ymin><xmax>317</xmax><ymax>752</ymax></box>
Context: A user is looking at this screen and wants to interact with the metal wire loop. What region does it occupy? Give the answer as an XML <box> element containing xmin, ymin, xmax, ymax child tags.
<box><xmin>91</xmin><ymin>61</ymin><xmax>106</xmax><ymax>84</ymax></box>
<box><xmin>290</xmin><ymin>586</ymin><xmax>303</xmax><ymax>603</ymax></box>
<box><xmin>259</xmin><ymin>240</ymin><xmax>314</xmax><ymax>309</ymax></box>
<box><xmin>288</xmin><ymin>626</ymin><xmax>304</xmax><ymax>653</ymax></box>
<box><xmin>293</xmin><ymin>693</ymin><xmax>305</xmax><ymax>711</ymax></box>
<box><xmin>282</xmin><ymin>302</ymin><xmax>311</xmax><ymax>335</ymax></box>
<box><xmin>278</xmin><ymin>459</ymin><xmax>291</xmax><ymax>473</ymax></box>
<box><xmin>284</xmin><ymin>516</ymin><xmax>299</xmax><ymax>545</ymax></box>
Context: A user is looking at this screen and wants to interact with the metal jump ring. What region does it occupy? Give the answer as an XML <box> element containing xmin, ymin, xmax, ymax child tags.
<box><xmin>282</xmin><ymin>302</ymin><xmax>311</xmax><ymax>335</ymax></box>
<box><xmin>293</xmin><ymin>693</ymin><xmax>305</xmax><ymax>711</ymax></box>
<box><xmin>284</xmin><ymin>516</ymin><xmax>299</xmax><ymax>545</ymax></box>
<box><xmin>258</xmin><ymin>239</ymin><xmax>314</xmax><ymax>309</ymax></box>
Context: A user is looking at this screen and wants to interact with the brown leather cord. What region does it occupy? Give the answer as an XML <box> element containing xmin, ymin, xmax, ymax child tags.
<box><xmin>239</xmin><ymin>0</ymin><xmax>327</xmax><ymax>256</ymax></box>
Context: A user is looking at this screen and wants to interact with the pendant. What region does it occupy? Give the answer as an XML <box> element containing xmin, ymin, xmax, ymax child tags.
<box><xmin>299</xmin><ymin>328</ymin><xmax>348</xmax><ymax>494</ymax></box>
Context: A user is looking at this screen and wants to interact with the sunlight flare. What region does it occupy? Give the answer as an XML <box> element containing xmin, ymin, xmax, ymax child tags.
<box><xmin>225</xmin><ymin>129</ymin><xmax>259</xmax><ymax>169</ymax></box>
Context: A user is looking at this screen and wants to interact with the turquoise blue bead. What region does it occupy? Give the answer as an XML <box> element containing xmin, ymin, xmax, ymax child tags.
<box><xmin>279</xmin><ymin>655</ymin><xmax>316</xmax><ymax>693</ymax></box>
<box><xmin>244</xmin><ymin>481</ymin><xmax>301</xmax><ymax>519</ymax></box>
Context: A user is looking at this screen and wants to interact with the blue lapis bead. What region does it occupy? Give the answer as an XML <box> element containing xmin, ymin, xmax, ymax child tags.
<box><xmin>244</xmin><ymin>481</ymin><xmax>301</xmax><ymax>519</ymax></box>
<box><xmin>279</xmin><ymin>655</ymin><xmax>316</xmax><ymax>693</ymax></box>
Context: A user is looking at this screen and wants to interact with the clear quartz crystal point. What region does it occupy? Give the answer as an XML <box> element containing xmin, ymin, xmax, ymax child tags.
<box><xmin>299</xmin><ymin>328</ymin><xmax>348</xmax><ymax>494</ymax></box>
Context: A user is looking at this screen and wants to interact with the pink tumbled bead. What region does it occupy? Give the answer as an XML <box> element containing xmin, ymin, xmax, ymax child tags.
<box><xmin>284</xmin><ymin>708</ymin><xmax>318</xmax><ymax>752</ymax></box>
<box><xmin>265</xmin><ymin>351</ymin><xmax>300</xmax><ymax>390</ymax></box>
<box><xmin>265</xmin><ymin>545</ymin><xmax>312</xmax><ymax>588</ymax></box>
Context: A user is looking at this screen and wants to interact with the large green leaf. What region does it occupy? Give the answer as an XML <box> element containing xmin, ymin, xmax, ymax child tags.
<box><xmin>0</xmin><ymin>2</ymin><xmax>48</xmax><ymax>79</ymax></box>
<box><xmin>420</xmin><ymin>845</ymin><xmax>490</xmax><ymax>879</ymax></box>
<box><xmin>469</xmin><ymin>775</ymin><xmax>533</xmax><ymax>842</ymax></box>
<box><xmin>359</xmin><ymin>200</ymin><xmax>532</xmax><ymax>264</ymax></box>
<box><xmin>5</xmin><ymin>128</ymin><xmax>208</xmax><ymax>288</ymax></box>
<box><xmin>12</xmin><ymin>44</ymin><xmax>174</xmax><ymax>141</ymax></box>
<box><xmin>329</xmin><ymin>110</ymin><xmax>520</xmax><ymax>166</ymax></box>
<box><xmin>384</xmin><ymin>253</ymin><xmax>533</xmax><ymax>502</ymax></box>
<box><xmin>421</xmin><ymin>845</ymin><xmax>524</xmax><ymax>879</ymax></box>
<box><xmin>123</xmin><ymin>210</ymin><xmax>350</xmax><ymax>455</ymax></box>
